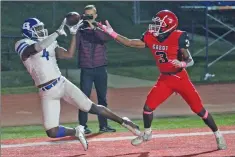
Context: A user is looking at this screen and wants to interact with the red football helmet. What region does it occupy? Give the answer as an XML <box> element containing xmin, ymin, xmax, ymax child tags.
<box><xmin>149</xmin><ymin>10</ymin><xmax>178</xmax><ymax>37</ymax></box>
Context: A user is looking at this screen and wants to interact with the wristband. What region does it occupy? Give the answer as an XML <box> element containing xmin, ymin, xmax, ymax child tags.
<box><xmin>181</xmin><ymin>61</ymin><xmax>187</xmax><ymax>68</ymax></box>
<box><xmin>110</xmin><ymin>31</ymin><xmax>118</xmax><ymax>39</ymax></box>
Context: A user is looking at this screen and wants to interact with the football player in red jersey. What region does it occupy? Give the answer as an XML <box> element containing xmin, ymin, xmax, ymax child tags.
<box><xmin>98</xmin><ymin>10</ymin><xmax>227</xmax><ymax>150</ymax></box>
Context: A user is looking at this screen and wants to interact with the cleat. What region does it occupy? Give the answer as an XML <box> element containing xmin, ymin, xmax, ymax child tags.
<box><xmin>84</xmin><ymin>127</ymin><xmax>92</xmax><ymax>134</ymax></box>
<box><xmin>75</xmin><ymin>126</ymin><xmax>88</xmax><ymax>151</ymax></box>
<box><xmin>131</xmin><ymin>132</ymin><xmax>152</xmax><ymax>146</ymax></box>
<box><xmin>216</xmin><ymin>136</ymin><xmax>227</xmax><ymax>150</ymax></box>
<box><xmin>122</xmin><ymin>117</ymin><xmax>141</xmax><ymax>136</ymax></box>
<box><xmin>99</xmin><ymin>126</ymin><xmax>116</xmax><ymax>133</ymax></box>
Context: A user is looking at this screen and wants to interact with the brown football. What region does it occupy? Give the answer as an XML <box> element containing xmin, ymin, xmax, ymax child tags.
<box><xmin>65</xmin><ymin>12</ymin><xmax>81</xmax><ymax>26</ymax></box>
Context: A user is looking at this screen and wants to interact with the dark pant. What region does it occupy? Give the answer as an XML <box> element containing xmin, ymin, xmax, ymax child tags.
<box><xmin>79</xmin><ymin>66</ymin><xmax>108</xmax><ymax>128</ymax></box>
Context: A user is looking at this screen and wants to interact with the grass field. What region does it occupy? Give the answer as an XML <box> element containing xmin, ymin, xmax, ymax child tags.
<box><xmin>2</xmin><ymin>113</ymin><xmax>235</xmax><ymax>140</ymax></box>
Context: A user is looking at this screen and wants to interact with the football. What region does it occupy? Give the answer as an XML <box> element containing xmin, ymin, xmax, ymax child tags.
<box><xmin>65</xmin><ymin>12</ymin><xmax>81</xmax><ymax>26</ymax></box>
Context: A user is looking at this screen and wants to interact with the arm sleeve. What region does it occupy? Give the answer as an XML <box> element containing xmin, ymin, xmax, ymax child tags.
<box><xmin>178</xmin><ymin>32</ymin><xmax>190</xmax><ymax>49</ymax></box>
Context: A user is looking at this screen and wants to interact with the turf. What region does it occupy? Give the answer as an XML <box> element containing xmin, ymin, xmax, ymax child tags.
<box><xmin>2</xmin><ymin>113</ymin><xmax>235</xmax><ymax>140</ymax></box>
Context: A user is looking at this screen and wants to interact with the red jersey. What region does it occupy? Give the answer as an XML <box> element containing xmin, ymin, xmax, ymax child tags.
<box><xmin>141</xmin><ymin>30</ymin><xmax>190</xmax><ymax>73</ymax></box>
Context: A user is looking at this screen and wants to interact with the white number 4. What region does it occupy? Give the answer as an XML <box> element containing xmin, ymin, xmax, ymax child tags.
<box><xmin>185</xmin><ymin>39</ymin><xmax>190</xmax><ymax>47</ymax></box>
<box><xmin>23</xmin><ymin>22</ymin><xmax>30</xmax><ymax>30</ymax></box>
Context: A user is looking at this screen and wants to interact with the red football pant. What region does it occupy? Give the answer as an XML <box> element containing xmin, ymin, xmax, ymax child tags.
<box><xmin>145</xmin><ymin>69</ymin><xmax>203</xmax><ymax>113</ymax></box>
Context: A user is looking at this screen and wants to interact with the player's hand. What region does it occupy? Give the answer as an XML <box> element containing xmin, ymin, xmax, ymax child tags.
<box><xmin>56</xmin><ymin>18</ymin><xmax>67</xmax><ymax>36</ymax></box>
<box><xmin>170</xmin><ymin>59</ymin><xmax>186</xmax><ymax>68</ymax></box>
<box><xmin>97</xmin><ymin>20</ymin><xmax>118</xmax><ymax>38</ymax></box>
<box><xmin>97</xmin><ymin>20</ymin><xmax>114</xmax><ymax>34</ymax></box>
<box><xmin>66</xmin><ymin>19</ymin><xmax>83</xmax><ymax>35</ymax></box>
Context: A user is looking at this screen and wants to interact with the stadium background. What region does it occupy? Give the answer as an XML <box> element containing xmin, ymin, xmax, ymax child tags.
<box><xmin>1</xmin><ymin>1</ymin><xmax>235</xmax><ymax>126</ymax></box>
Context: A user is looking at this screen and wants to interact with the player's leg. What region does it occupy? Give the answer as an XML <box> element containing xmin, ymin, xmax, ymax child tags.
<box><xmin>41</xmin><ymin>98</ymin><xmax>72</xmax><ymax>137</ymax></box>
<box><xmin>178</xmin><ymin>78</ymin><xmax>227</xmax><ymax>150</ymax></box>
<box><xmin>41</xmin><ymin>97</ymin><xmax>88</xmax><ymax>150</ymax></box>
<box><xmin>132</xmin><ymin>80</ymin><xmax>174</xmax><ymax>146</ymax></box>
<box><xmin>62</xmin><ymin>77</ymin><xmax>141</xmax><ymax>136</ymax></box>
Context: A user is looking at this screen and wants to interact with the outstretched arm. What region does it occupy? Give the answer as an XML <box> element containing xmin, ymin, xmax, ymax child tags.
<box><xmin>115</xmin><ymin>35</ymin><xmax>146</xmax><ymax>48</ymax></box>
<box><xmin>98</xmin><ymin>20</ymin><xmax>146</xmax><ymax>48</ymax></box>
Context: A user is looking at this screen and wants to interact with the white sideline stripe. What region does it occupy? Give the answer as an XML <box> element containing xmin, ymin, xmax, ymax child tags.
<box><xmin>2</xmin><ymin>130</ymin><xmax>235</xmax><ymax>149</ymax></box>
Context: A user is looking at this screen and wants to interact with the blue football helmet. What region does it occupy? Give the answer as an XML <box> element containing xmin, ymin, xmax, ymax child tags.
<box><xmin>22</xmin><ymin>18</ymin><xmax>48</xmax><ymax>40</ymax></box>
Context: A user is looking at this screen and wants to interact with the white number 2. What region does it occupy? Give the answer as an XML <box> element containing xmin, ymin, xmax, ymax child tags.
<box><xmin>185</xmin><ymin>39</ymin><xmax>190</xmax><ymax>48</ymax></box>
<box><xmin>23</xmin><ymin>22</ymin><xmax>30</xmax><ymax>30</ymax></box>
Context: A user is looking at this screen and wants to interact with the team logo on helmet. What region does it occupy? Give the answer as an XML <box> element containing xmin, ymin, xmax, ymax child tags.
<box><xmin>22</xmin><ymin>18</ymin><xmax>48</xmax><ymax>40</ymax></box>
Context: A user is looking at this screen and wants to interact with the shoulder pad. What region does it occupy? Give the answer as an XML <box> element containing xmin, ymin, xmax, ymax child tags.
<box><xmin>15</xmin><ymin>38</ymin><xmax>35</xmax><ymax>56</ymax></box>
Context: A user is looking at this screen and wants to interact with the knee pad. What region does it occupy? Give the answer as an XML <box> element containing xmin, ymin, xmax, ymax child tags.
<box><xmin>143</xmin><ymin>104</ymin><xmax>153</xmax><ymax>114</ymax></box>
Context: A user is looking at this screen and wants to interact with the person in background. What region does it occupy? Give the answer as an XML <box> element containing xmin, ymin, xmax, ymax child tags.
<box><xmin>76</xmin><ymin>5</ymin><xmax>116</xmax><ymax>134</ymax></box>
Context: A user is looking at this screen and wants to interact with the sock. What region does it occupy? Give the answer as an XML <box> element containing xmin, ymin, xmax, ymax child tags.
<box><xmin>56</xmin><ymin>126</ymin><xmax>66</xmax><ymax>138</ymax></box>
<box><xmin>202</xmin><ymin>113</ymin><xmax>218</xmax><ymax>132</ymax></box>
<box><xmin>143</xmin><ymin>111</ymin><xmax>153</xmax><ymax>128</ymax></box>
<box><xmin>198</xmin><ymin>109</ymin><xmax>218</xmax><ymax>132</ymax></box>
<box><xmin>144</xmin><ymin>128</ymin><xmax>152</xmax><ymax>134</ymax></box>
<box><xmin>214</xmin><ymin>130</ymin><xmax>222</xmax><ymax>138</ymax></box>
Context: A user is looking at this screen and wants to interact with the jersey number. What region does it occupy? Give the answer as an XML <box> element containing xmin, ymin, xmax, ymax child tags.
<box><xmin>42</xmin><ymin>49</ymin><xmax>49</xmax><ymax>60</ymax></box>
<box><xmin>156</xmin><ymin>51</ymin><xmax>168</xmax><ymax>63</ymax></box>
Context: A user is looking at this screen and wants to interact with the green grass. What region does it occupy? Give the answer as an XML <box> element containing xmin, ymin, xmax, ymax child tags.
<box><xmin>2</xmin><ymin>113</ymin><xmax>235</xmax><ymax>140</ymax></box>
<box><xmin>1</xmin><ymin>86</ymin><xmax>37</xmax><ymax>95</ymax></box>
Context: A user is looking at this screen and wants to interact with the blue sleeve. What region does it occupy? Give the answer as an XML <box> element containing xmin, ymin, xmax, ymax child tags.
<box><xmin>15</xmin><ymin>41</ymin><xmax>30</xmax><ymax>56</ymax></box>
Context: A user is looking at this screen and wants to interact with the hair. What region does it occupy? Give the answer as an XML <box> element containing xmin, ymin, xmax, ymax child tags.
<box><xmin>84</xmin><ymin>5</ymin><xmax>97</xmax><ymax>13</ymax></box>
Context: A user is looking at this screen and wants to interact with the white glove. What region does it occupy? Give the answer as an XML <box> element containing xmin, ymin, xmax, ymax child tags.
<box><xmin>97</xmin><ymin>20</ymin><xmax>118</xmax><ymax>38</ymax></box>
<box><xmin>56</xmin><ymin>18</ymin><xmax>67</xmax><ymax>36</ymax></box>
<box><xmin>66</xmin><ymin>20</ymin><xmax>84</xmax><ymax>35</ymax></box>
